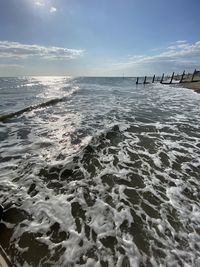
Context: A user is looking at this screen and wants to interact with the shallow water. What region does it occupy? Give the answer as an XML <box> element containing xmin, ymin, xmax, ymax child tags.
<box><xmin>0</xmin><ymin>77</ymin><xmax>200</xmax><ymax>267</ymax></box>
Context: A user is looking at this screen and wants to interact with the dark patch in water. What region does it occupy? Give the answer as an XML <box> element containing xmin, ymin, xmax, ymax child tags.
<box><xmin>47</xmin><ymin>222</ymin><xmax>68</xmax><ymax>243</ymax></box>
<box><xmin>2</xmin><ymin>207</ymin><xmax>27</xmax><ymax>224</ymax></box>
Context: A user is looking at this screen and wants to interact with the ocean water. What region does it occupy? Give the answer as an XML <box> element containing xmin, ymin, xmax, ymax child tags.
<box><xmin>0</xmin><ymin>76</ymin><xmax>200</xmax><ymax>267</ymax></box>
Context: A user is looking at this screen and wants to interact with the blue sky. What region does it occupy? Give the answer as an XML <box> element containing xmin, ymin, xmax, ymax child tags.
<box><xmin>0</xmin><ymin>0</ymin><xmax>200</xmax><ymax>76</ymax></box>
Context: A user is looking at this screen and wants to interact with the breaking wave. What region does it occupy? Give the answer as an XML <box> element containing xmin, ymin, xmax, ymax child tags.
<box><xmin>0</xmin><ymin>86</ymin><xmax>79</xmax><ymax>122</ymax></box>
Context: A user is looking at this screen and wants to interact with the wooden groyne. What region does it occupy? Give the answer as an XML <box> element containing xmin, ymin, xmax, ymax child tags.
<box><xmin>135</xmin><ymin>69</ymin><xmax>200</xmax><ymax>85</ymax></box>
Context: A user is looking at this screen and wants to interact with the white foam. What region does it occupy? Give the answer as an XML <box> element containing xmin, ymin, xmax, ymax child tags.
<box><xmin>1</xmin><ymin>78</ymin><xmax>200</xmax><ymax>266</ymax></box>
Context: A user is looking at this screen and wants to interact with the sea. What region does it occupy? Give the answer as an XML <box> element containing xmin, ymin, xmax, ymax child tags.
<box><xmin>0</xmin><ymin>76</ymin><xmax>200</xmax><ymax>267</ymax></box>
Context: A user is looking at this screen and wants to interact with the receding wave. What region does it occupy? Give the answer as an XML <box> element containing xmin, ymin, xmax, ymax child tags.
<box><xmin>2</xmin><ymin>120</ymin><xmax>199</xmax><ymax>266</ymax></box>
<box><xmin>0</xmin><ymin>88</ymin><xmax>78</xmax><ymax>122</ymax></box>
<box><xmin>1</xmin><ymin>77</ymin><xmax>200</xmax><ymax>267</ymax></box>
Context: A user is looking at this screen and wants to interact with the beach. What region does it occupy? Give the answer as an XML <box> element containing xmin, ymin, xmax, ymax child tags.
<box><xmin>179</xmin><ymin>80</ymin><xmax>200</xmax><ymax>93</ymax></box>
<box><xmin>174</xmin><ymin>72</ymin><xmax>200</xmax><ymax>93</ymax></box>
<box><xmin>1</xmin><ymin>0</ymin><xmax>200</xmax><ymax>265</ymax></box>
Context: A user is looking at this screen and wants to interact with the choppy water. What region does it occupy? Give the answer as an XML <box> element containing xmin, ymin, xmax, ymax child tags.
<box><xmin>0</xmin><ymin>76</ymin><xmax>200</xmax><ymax>267</ymax></box>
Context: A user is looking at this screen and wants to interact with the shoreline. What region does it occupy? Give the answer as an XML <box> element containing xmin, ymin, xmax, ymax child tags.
<box><xmin>173</xmin><ymin>72</ymin><xmax>200</xmax><ymax>94</ymax></box>
<box><xmin>178</xmin><ymin>81</ymin><xmax>200</xmax><ymax>94</ymax></box>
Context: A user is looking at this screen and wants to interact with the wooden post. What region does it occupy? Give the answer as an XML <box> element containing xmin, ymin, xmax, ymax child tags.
<box><xmin>0</xmin><ymin>205</ymin><xmax>3</xmax><ymax>221</ymax></box>
<box><xmin>169</xmin><ymin>72</ymin><xmax>175</xmax><ymax>84</ymax></box>
<box><xmin>143</xmin><ymin>76</ymin><xmax>147</xmax><ymax>84</ymax></box>
<box><xmin>191</xmin><ymin>69</ymin><xmax>196</xmax><ymax>82</ymax></box>
<box><xmin>136</xmin><ymin>77</ymin><xmax>139</xmax><ymax>84</ymax></box>
<box><xmin>160</xmin><ymin>73</ymin><xmax>164</xmax><ymax>83</ymax></box>
<box><xmin>180</xmin><ymin>70</ymin><xmax>185</xmax><ymax>83</ymax></box>
<box><xmin>152</xmin><ymin>75</ymin><xmax>155</xmax><ymax>83</ymax></box>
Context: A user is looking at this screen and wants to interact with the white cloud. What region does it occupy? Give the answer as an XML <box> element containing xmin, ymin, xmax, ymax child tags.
<box><xmin>0</xmin><ymin>41</ymin><xmax>84</xmax><ymax>60</ymax></box>
<box><xmin>35</xmin><ymin>1</ymin><xmax>45</xmax><ymax>6</ymax></box>
<box><xmin>50</xmin><ymin>6</ymin><xmax>57</xmax><ymax>13</ymax></box>
<box><xmin>112</xmin><ymin>40</ymin><xmax>200</xmax><ymax>74</ymax></box>
<box><xmin>35</xmin><ymin>1</ymin><xmax>57</xmax><ymax>13</ymax></box>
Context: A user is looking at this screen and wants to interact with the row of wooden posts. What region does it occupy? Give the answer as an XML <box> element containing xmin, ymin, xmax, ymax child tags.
<box><xmin>136</xmin><ymin>69</ymin><xmax>198</xmax><ymax>85</ymax></box>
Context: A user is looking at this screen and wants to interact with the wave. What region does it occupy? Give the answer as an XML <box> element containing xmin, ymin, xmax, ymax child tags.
<box><xmin>0</xmin><ymin>88</ymin><xmax>79</xmax><ymax>123</ymax></box>
<box><xmin>1</xmin><ymin>117</ymin><xmax>200</xmax><ymax>266</ymax></box>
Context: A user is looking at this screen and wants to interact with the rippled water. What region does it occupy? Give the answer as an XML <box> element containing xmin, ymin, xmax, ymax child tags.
<box><xmin>0</xmin><ymin>76</ymin><xmax>200</xmax><ymax>267</ymax></box>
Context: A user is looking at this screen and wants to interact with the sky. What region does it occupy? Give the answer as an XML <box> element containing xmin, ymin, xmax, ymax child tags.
<box><xmin>0</xmin><ymin>0</ymin><xmax>200</xmax><ymax>76</ymax></box>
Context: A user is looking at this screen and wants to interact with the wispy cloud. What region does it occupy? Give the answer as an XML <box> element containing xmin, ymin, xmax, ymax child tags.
<box><xmin>112</xmin><ymin>40</ymin><xmax>200</xmax><ymax>74</ymax></box>
<box><xmin>0</xmin><ymin>41</ymin><xmax>84</xmax><ymax>60</ymax></box>
<box><xmin>172</xmin><ymin>40</ymin><xmax>187</xmax><ymax>44</ymax></box>
<box><xmin>0</xmin><ymin>64</ymin><xmax>24</xmax><ymax>69</ymax></box>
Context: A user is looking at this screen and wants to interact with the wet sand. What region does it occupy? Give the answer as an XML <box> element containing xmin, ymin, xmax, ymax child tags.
<box><xmin>174</xmin><ymin>73</ymin><xmax>200</xmax><ymax>93</ymax></box>
<box><xmin>179</xmin><ymin>80</ymin><xmax>200</xmax><ymax>94</ymax></box>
